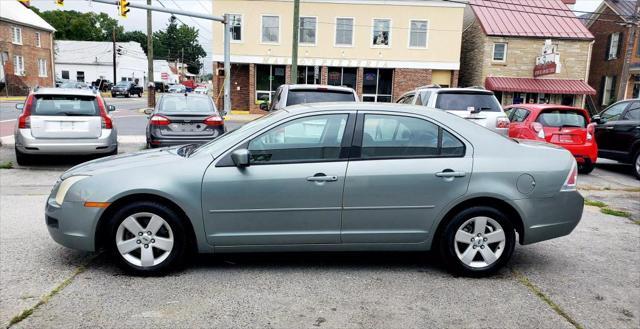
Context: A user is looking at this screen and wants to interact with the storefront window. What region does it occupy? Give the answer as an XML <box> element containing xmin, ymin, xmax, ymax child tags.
<box><xmin>362</xmin><ymin>68</ymin><xmax>393</xmax><ymax>102</ymax></box>
<box><xmin>256</xmin><ymin>64</ymin><xmax>285</xmax><ymax>102</ymax></box>
<box><xmin>297</xmin><ymin>66</ymin><xmax>321</xmax><ymax>84</ymax></box>
<box><xmin>327</xmin><ymin>67</ymin><xmax>357</xmax><ymax>89</ymax></box>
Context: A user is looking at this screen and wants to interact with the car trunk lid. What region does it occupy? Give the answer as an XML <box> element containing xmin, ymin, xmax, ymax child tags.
<box><xmin>157</xmin><ymin>113</ymin><xmax>219</xmax><ymax>137</ymax></box>
<box><xmin>28</xmin><ymin>94</ymin><xmax>103</xmax><ymax>139</ymax></box>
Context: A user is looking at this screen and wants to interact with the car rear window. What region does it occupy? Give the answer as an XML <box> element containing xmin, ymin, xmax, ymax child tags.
<box><xmin>435</xmin><ymin>93</ymin><xmax>502</xmax><ymax>112</ymax></box>
<box><xmin>286</xmin><ymin>89</ymin><xmax>356</xmax><ymax>106</ymax></box>
<box><xmin>536</xmin><ymin>109</ymin><xmax>587</xmax><ymax>128</ymax></box>
<box><xmin>159</xmin><ymin>96</ymin><xmax>215</xmax><ymax>113</ymax></box>
<box><xmin>32</xmin><ymin>95</ymin><xmax>98</xmax><ymax>116</ymax></box>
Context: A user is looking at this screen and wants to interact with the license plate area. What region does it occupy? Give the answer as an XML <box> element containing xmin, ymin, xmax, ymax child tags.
<box><xmin>170</xmin><ymin>123</ymin><xmax>202</xmax><ymax>132</ymax></box>
<box><xmin>46</xmin><ymin>121</ymin><xmax>89</xmax><ymax>132</ymax></box>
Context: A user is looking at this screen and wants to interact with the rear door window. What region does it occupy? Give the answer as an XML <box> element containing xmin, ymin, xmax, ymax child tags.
<box><xmin>511</xmin><ymin>108</ymin><xmax>530</xmax><ymax>122</ymax></box>
<box><xmin>536</xmin><ymin>109</ymin><xmax>587</xmax><ymax>128</ymax></box>
<box><xmin>32</xmin><ymin>95</ymin><xmax>98</xmax><ymax>116</ymax></box>
<box><xmin>623</xmin><ymin>102</ymin><xmax>640</xmax><ymax>120</ymax></box>
<box><xmin>435</xmin><ymin>92</ymin><xmax>501</xmax><ymax>112</ymax></box>
<box><xmin>286</xmin><ymin>90</ymin><xmax>356</xmax><ymax>106</ymax></box>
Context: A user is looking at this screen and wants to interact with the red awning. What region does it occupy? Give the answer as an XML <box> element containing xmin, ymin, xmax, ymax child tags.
<box><xmin>485</xmin><ymin>77</ymin><xmax>596</xmax><ymax>95</ymax></box>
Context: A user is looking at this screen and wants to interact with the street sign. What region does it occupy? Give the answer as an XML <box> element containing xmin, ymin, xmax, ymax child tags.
<box><xmin>161</xmin><ymin>72</ymin><xmax>169</xmax><ymax>80</ymax></box>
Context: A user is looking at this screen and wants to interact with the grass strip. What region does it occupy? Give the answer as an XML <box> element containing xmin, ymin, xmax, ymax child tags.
<box><xmin>600</xmin><ymin>208</ymin><xmax>632</xmax><ymax>218</ymax></box>
<box><xmin>513</xmin><ymin>270</ymin><xmax>584</xmax><ymax>329</ymax></box>
<box><xmin>584</xmin><ymin>199</ymin><xmax>606</xmax><ymax>208</ymax></box>
<box><xmin>0</xmin><ymin>161</ymin><xmax>13</xmax><ymax>169</ymax></box>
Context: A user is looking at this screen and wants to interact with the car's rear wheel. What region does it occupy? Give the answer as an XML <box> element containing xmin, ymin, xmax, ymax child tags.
<box><xmin>438</xmin><ymin>206</ymin><xmax>515</xmax><ymax>277</ymax></box>
<box><xmin>633</xmin><ymin>151</ymin><xmax>640</xmax><ymax>180</ymax></box>
<box><xmin>15</xmin><ymin>147</ymin><xmax>33</xmax><ymax>166</ymax></box>
<box><xmin>108</xmin><ymin>201</ymin><xmax>188</xmax><ymax>275</ymax></box>
<box><xmin>578</xmin><ymin>162</ymin><xmax>595</xmax><ymax>174</ymax></box>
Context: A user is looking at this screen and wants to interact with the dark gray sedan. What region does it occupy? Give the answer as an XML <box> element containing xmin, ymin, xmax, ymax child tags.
<box><xmin>46</xmin><ymin>103</ymin><xmax>583</xmax><ymax>277</ymax></box>
<box><xmin>146</xmin><ymin>93</ymin><xmax>224</xmax><ymax>148</ymax></box>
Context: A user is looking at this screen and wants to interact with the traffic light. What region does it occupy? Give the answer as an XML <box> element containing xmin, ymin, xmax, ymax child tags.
<box><xmin>18</xmin><ymin>0</ymin><xmax>30</xmax><ymax>8</ymax></box>
<box><xmin>55</xmin><ymin>0</ymin><xmax>64</xmax><ymax>6</ymax></box>
<box><xmin>118</xmin><ymin>0</ymin><xmax>130</xmax><ymax>18</ymax></box>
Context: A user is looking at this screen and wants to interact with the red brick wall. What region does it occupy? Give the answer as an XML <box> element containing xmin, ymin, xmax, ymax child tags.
<box><xmin>213</xmin><ymin>62</ymin><xmax>251</xmax><ymax>111</ymax></box>
<box><xmin>450</xmin><ymin>70</ymin><xmax>459</xmax><ymax>88</ymax></box>
<box><xmin>392</xmin><ymin>68</ymin><xmax>432</xmax><ymax>101</ymax></box>
<box><xmin>0</xmin><ymin>22</ymin><xmax>54</xmax><ymax>95</ymax></box>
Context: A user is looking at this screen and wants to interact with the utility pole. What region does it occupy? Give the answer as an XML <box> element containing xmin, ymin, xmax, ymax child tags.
<box><xmin>223</xmin><ymin>13</ymin><xmax>231</xmax><ymax>115</ymax></box>
<box><xmin>180</xmin><ymin>48</ymin><xmax>184</xmax><ymax>82</ymax></box>
<box><xmin>290</xmin><ymin>0</ymin><xmax>300</xmax><ymax>82</ymax></box>
<box><xmin>112</xmin><ymin>27</ymin><xmax>117</xmax><ymax>83</ymax></box>
<box><xmin>147</xmin><ymin>0</ymin><xmax>155</xmax><ymax>106</ymax></box>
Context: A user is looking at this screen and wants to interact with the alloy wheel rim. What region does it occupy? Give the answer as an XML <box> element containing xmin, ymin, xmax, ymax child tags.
<box><xmin>115</xmin><ymin>212</ymin><xmax>174</xmax><ymax>267</ymax></box>
<box><xmin>635</xmin><ymin>154</ymin><xmax>640</xmax><ymax>175</ymax></box>
<box><xmin>454</xmin><ymin>216</ymin><xmax>506</xmax><ymax>268</ymax></box>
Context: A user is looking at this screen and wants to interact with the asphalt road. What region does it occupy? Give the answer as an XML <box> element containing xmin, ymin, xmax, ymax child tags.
<box><xmin>0</xmin><ymin>140</ymin><xmax>639</xmax><ymax>328</ymax></box>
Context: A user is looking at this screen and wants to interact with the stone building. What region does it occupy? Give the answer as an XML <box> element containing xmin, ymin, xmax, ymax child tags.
<box><xmin>211</xmin><ymin>0</ymin><xmax>465</xmax><ymax>113</ymax></box>
<box><xmin>584</xmin><ymin>0</ymin><xmax>640</xmax><ymax>113</ymax></box>
<box><xmin>459</xmin><ymin>0</ymin><xmax>595</xmax><ymax>108</ymax></box>
<box><xmin>0</xmin><ymin>0</ymin><xmax>56</xmax><ymax>95</ymax></box>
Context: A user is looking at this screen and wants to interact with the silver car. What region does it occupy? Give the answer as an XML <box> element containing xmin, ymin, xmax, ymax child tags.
<box><xmin>14</xmin><ymin>88</ymin><xmax>118</xmax><ymax>165</ymax></box>
<box><xmin>46</xmin><ymin>103</ymin><xmax>583</xmax><ymax>276</ymax></box>
<box><xmin>397</xmin><ymin>86</ymin><xmax>510</xmax><ymax>135</ymax></box>
<box><xmin>261</xmin><ymin>84</ymin><xmax>358</xmax><ymax>111</ymax></box>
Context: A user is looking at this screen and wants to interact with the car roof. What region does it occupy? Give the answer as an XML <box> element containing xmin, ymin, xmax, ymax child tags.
<box><xmin>282</xmin><ymin>102</ymin><xmax>454</xmax><ymax>119</ymax></box>
<box><xmin>399</xmin><ymin>87</ymin><xmax>493</xmax><ymax>99</ymax></box>
<box><xmin>505</xmin><ymin>104</ymin><xmax>585</xmax><ymax>112</ymax></box>
<box><xmin>161</xmin><ymin>93</ymin><xmax>209</xmax><ymax>98</ymax></box>
<box><xmin>286</xmin><ymin>84</ymin><xmax>356</xmax><ymax>92</ymax></box>
<box><xmin>32</xmin><ymin>88</ymin><xmax>98</xmax><ymax>96</ymax></box>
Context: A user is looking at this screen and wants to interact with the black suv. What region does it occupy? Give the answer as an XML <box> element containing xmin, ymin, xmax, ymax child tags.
<box><xmin>111</xmin><ymin>81</ymin><xmax>143</xmax><ymax>98</ymax></box>
<box><xmin>593</xmin><ymin>99</ymin><xmax>640</xmax><ymax>179</ymax></box>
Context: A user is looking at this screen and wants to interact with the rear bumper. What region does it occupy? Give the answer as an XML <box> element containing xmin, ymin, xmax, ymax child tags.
<box><xmin>566</xmin><ymin>143</ymin><xmax>598</xmax><ymax>163</ymax></box>
<box><xmin>15</xmin><ymin>128</ymin><xmax>117</xmax><ymax>155</ymax></box>
<box><xmin>148</xmin><ymin>127</ymin><xmax>224</xmax><ymax>147</ymax></box>
<box><xmin>515</xmin><ymin>191</ymin><xmax>584</xmax><ymax>245</ymax></box>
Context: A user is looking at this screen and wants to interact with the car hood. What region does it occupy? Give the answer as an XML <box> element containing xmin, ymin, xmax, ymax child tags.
<box><xmin>61</xmin><ymin>147</ymin><xmax>183</xmax><ymax>180</ymax></box>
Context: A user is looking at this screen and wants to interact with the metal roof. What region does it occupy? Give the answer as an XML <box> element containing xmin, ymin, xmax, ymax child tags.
<box><xmin>0</xmin><ymin>0</ymin><xmax>55</xmax><ymax>32</ymax></box>
<box><xmin>605</xmin><ymin>0</ymin><xmax>637</xmax><ymax>22</ymax></box>
<box><xmin>470</xmin><ymin>0</ymin><xmax>594</xmax><ymax>39</ymax></box>
<box><xmin>485</xmin><ymin>77</ymin><xmax>596</xmax><ymax>95</ymax></box>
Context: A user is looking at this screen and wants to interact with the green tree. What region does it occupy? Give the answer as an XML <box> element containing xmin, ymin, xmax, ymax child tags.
<box><xmin>153</xmin><ymin>17</ymin><xmax>206</xmax><ymax>74</ymax></box>
<box><xmin>31</xmin><ymin>7</ymin><xmax>124</xmax><ymax>42</ymax></box>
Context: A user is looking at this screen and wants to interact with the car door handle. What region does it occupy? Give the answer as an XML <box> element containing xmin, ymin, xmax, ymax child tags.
<box><xmin>435</xmin><ymin>171</ymin><xmax>466</xmax><ymax>178</ymax></box>
<box><xmin>604</xmin><ymin>126</ymin><xmax>615</xmax><ymax>130</ymax></box>
<box><xmin>306</xmin><ymin>174</ymin><xmax>338</xmax><ymax>182</ymax></box>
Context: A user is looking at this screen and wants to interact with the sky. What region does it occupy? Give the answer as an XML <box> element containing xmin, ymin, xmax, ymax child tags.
<box><xmin>24</xmin><ymin>0</ymin><xmax>606</xmax><ymax>74</ymax></box>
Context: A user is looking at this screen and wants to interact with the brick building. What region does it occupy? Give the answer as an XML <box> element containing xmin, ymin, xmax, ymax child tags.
<box><xmin>211</xmin><ymin>0</ymin><xmax>465</xmax><ymax>113</ymax></box>
<box><xmin>460</xmin><ymin>0</ymin><xmax>595</xmax><ymax>108</ymax></box>
<box><xmin>584</xmin><ymin>0</ymin><xmax>640</xmax><ymax>113</ymax></box>
<box><xmin>0</xmin><ymin>0</ymin><xmax>55</xmax><ymax>95</ymax></box>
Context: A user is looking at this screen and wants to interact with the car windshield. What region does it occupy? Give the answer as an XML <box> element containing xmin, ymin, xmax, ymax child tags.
<box><xmin>116</xmin><ymin>82</ymin><xmax>130</xmax><ymax>87</ymax></box>
<box><xmin>32</xmin><ymin>95</ymin><xmax>98</xmax><ymax>116</ymax></box>
<box><xmin>286</xmin><ymin>90</ymin><xmax>355</xmax><ymax>106</ymax></box>
<box><xmin>537</xmin><ymin>110</ymin><xmax>587</xmax><ymax>128</ymax></box>
<box><xmin>159</xmin><ymin>96</ymin><xmax>214</xmax><ymax>113</ymax></box>
<box><xmin>435</xmin><ymin>93</ymin><xmax>502</xmax><ymax>112</ymax></box>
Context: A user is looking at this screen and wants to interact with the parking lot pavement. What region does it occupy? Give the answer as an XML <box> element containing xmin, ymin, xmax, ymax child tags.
<box><xmin>580</xmin><ymin>159</ymin><xmax>640</xmax><ymax>221</ymax></box>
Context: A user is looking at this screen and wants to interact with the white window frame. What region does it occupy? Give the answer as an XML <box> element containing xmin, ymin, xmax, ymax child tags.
<box><xmin>602</xmin><ymin>76</ymin><xmax>614</xmax><ymax>105</ymax></box>
<box><xmin>608</xmin><ymin>32</ymin><xmax>620</xmax><ymax>60</ymax></box>
<box><xmin>492</xmin><ymin>42</ymin><xmax>507</xmax><ymax>62</ymax></box>
<box><xmin>13</xmin><ymin>55</ymin><xmax>24</xmax><ymax>76</ymax></box>
<box><xmin>362</xmin><ymin>68</ymin><xmax>394</xmax><ymax>102</ymax></box>
<box><xmin>334</xmin><ymin>17</ymin><xmax>354</xmax><ymax>47</ymax></box>
<box><xmin>228</xmin><ymin>14</ymin><xmax>243</xmax><ymax>43</ymax></box>
<box><xmin>38</xmin><ymin>59</ymin><xmax>47</xmax><ymax>77</ymax></box>
<box><xmin>299</xmin><ymin>16</ymin><xmax>317</xmax><ymax>46</ymax></box>
<box><xmin>255</xmin><ymin>64</ymin><xmax>285</xmax><ymax>102</ymax></box>
<box><xmin>260</xmin><ymin>15</ymin><xmax>281</xmax><ymax>45</ymax></box>
<box><xmin>12</xmin><ymin>26</ymin><xmax>23</xmax><ymax>45</ymax></box>
<box><xmin>35</xmin><ymin>32</ymin><xmax>41</xmax><ymax>47</ymax></box>
<box><xmin>371</xmin><ymin>18</ymin><xmax>392</xmax><ymax>48</ymax></box>
<box><xmin>408</xmin><ymin>19</ymin><xmax>429</xmax><ymax>49</ymax></box>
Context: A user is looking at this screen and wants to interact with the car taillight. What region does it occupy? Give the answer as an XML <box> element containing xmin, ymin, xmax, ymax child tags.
<box><xmin>586</xmin><ymin>123</ymin><xmax>596</xmax><ymax>141</ymax></box>
<box><xmin>531</xmin><ymin>122</ymin><xmax>545</xmax><ymax>139</ymax></box>
<box><xmin>17</xmin><ymin>95</ymin><xmax>34</xmax><ymax>129</ymax></box>
<box><xmin>150</xmin><ymin>115</ymin><xmax>171</xmax><ymax>126</ymax></box>
<box><xmin>560</xmin><ymin>160</ymin><xmax>578</xmax><ymax>192</ymax></box>
<box><xmin>496</xmin><ymin>116</ymin><xmax>510</xmax><ymax>129</ymax></box>
<box><xmin>203</xmin><ymin>115</ymin><xmax>224</xmax><ymax>126</ymax></box>
<box><xmin>96</xmin><ymin>97</ymin><xmax>113</xmax><ymax>129</ymax></box>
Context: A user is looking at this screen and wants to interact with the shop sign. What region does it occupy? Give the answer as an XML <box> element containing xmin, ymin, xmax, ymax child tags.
<box><xmin>534</xmin><ymin>39</ymin><xmax>561</xmax><ymax>77</ymax></box>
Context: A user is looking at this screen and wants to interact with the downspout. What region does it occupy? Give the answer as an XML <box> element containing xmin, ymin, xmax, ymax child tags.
<box><xmin>49</xmin><ymin>31</ymin><xmax>55</xmax><ymax>87</ymax></box>
<box><xmin>583</xmin><ymin>40</ymin><xmax>594</xmax><ymax>109</ymax></box>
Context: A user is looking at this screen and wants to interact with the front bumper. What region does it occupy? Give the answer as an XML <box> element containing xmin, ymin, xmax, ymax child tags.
<box><xmin>16</xmin><ymin>128</ymin><xmax>117</xmax><ymax>155</ymax></box>
<box><xmin>45</xmin><ymin>196</ymin><xmax>101</xmax><ymax>251</ymax></box>
<box><xmin>515</xmin><ymin>191</ymin><xmax>584</xmax><ymax>245</ymax></box>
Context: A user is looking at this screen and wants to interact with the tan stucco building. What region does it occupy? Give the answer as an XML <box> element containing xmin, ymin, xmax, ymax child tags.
<box><xmin>211</xmin><ymin>0</ymin><xmax>465</xmax><ymax>112</ymax></box>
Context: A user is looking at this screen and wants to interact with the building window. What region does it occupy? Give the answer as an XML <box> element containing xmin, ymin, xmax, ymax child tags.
<box><xmin>297</xmin><ymin>66</ymin><xmax>321</xmax><ymax>84</ymax></box>
<box><xmin>261</xmin><ymin>15</ymin><xmax>280</xmax><ymax>44</ymax></box>
<box><xmin>13</xmin><ymin>56</ymin><xmax>24</xmax><ymax>76</ymax></box>
<box><xmin>362</xmin><ymin>68</ymin><xmax>393</xmax><ymax>102</ymax></box>
<box><xmin>607</xmin><ymin>32</ymin><xmax>620</xmax><ymax>60</ymax></box>
<box><xmin>372</xmin><ymin>19</ymin><xmax>390</xmax><ymax>47</ymax></box>
<box><xmin>35</xmin><ymin>32</ymin><xmax>41</xmax><ymax>47</ymax></box>
<box><xmin>38</xmin><ymin>59</ymin><xmax>47</xmax><ymax>77</ymax></box>
<box><xmin>328</xmin><ymin>67</ymin><xmax>357</xmax><ymax>89</ymax></box>
<box><xmin>409</xmin><ymin>20</ymin><xmax>428</xmax><ymax>48</ymax></box>
<box><xmin>493</xmin><ymin>43</ymin><xmax>507</xmax><ymax>62</ymax></box>
<box><xmin>601</xmin><ymin>76</ymin><xmax>617</xmax><ymax>106</ymax></box>
<box><xmin>335</xmin><ymin>17</ymin><xmax>354</xmax><ymax>46</ymax></box>
<box><xmin>61</xmin><ymin>70</ymin><xmax>69</xmax><ymax>80</ymax></box>
<box><xmin>12</xmin><ymin>27</ymin><xmax>22</xmax><ymax>45</ymax></box>
<box><xmin>77</xmin><ymin>71</ymin><xmax>85</xmax><ymax>82</ymax></box>
<box><xmin>299</xmin><ymin>17</ymin><xmax>317</xmax><ymax>45</ymax></box>
<box><xmin>229</xmin><ymin>14</ymin><xmax>242</xmax><ymax>42</ymax></box>
<box><xmin>255</xmin><ymin>64</ymin><xmax>285</xmax><ymax>102</ymax></box>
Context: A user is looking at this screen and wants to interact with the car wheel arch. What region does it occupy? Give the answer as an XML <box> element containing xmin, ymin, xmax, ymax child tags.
<box><xmin>95</xmin><ymin>193</ymin><xmax>197</xmax><ymax>253</ymax></box>
<box><xmin>431</xmin><ymin>196</ymin><xmax>525</xmax><ymax>246</ymax></box>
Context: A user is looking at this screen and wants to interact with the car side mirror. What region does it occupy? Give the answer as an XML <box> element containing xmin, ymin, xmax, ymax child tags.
<box><xmin>143</xmin><ymin>108</ymin><xmax>153</xmax><ymax>115</ymax></box>
<box><xmin>259</xmin><ymin>102</ymin><xmax>269</xmax><ymax>111</ymax></box>
<box><xmin>107</xmin><ymin>105</ymin><xmax>116</xmax><ymax>112</ymax></box>
<box><xmin>591</xmin><ymin>115</ymin><xmax>602</xmax><ymax>124</ymax></box>
<box><xmin>15</xmin><ymin>104</ymin><xmax>24</xmax><ymax>111</ymax></box>
<box><xmin>231</xmin><ymin>149</ymin><xmax>250</xmax><ymax>167</ymax></box>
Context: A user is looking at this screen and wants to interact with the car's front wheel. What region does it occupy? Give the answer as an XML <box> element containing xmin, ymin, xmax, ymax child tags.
<box><xmin>108</xmin><ymin>201</ymin><xmax>188</xmax><ymax>275</ymax></box>
<box><xmin>633</xmin><ymin>151</ymin><xmax>640</xmax><ymax>180</ymax></box>
<box><xmin>438</xmin><ymin>206</ymin><xmax>515</xmax><ymax>277</ymax></box>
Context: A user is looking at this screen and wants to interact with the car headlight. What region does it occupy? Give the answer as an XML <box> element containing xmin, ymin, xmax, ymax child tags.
<box><xmin>55</xmin><ymin>175</ymin><xmax>90</xmax><ymax>204</ymax></box>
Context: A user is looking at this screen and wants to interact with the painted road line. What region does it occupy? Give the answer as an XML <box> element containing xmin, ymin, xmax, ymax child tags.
<box><xmin>0</xmin><ymin>135</ymin><xmax>148</xmax><ymax>146</ymax></box>
<box><xmin>0</xmin><ymin>119</ymin><xmax>17</xmax><ymax>123</ymax></box>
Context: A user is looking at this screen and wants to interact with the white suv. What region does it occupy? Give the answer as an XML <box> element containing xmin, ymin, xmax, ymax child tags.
<box><xmin>261</xmin><ymin>84</ymin><xmax>358</xmax><ymax>111</ymax></box>
<box><xmin>396</xmin><ymin>86</ymin><xmax>510</xmax><ymax>135</ymax></box>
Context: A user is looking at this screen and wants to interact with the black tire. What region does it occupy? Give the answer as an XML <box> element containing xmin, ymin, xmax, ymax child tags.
<box><xmin>111</xmin><ymin>93</ymin><xmax>116</xmax><ymax>98</ymax></box>
<box><xmin>633</xmin><ymin>151</ymin><xmax>640</xmax><ymax>180</ymax></box>
<box><xmin>138</xmin><ymin>92</ymin><xmax>142</xmax><ymax>98</ymax></box>
<box><xmin>106</xmin><ymin>146</ymin><xmax>118</xmax><ymax>157</ymax></box>
<box><xmin>107</xmin><ymin>201</ymin><xmax>189</xmax><ymax>275</ymax></box>
<box><xmin>578</xmin><ymin>162</ymin><xmax>595</xmax><ymax>174</ymax></box>
<box><xmin>438</xmin><ymin>206</ymin><xmax>516</xmax><ymax>277</ymax></box>
<box><xmin>15</xmin><ymin>147</ymin><xmax>33</xmax><ymax>166</ymax></box>
<box><xmin>125</xmin><ymin>92</ymin><xmax>130</xmax><ymax>98</ymax></box>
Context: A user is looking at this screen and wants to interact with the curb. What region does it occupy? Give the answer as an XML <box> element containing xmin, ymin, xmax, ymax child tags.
<box><xmin>0</xmin><ymin>135</ymin><xmax>147</xmax><ymax>146</ymax></box>
<box><xmin>0</xmin><ymin>97</ymin><xmax>26</xmax><ymax>101</ymax></box>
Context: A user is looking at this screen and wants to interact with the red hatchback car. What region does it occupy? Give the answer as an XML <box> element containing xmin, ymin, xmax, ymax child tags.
<box><xmin>504</xmin><ymin>104</ymin><xmax>597</xmax><ymax>174</ymax></box>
